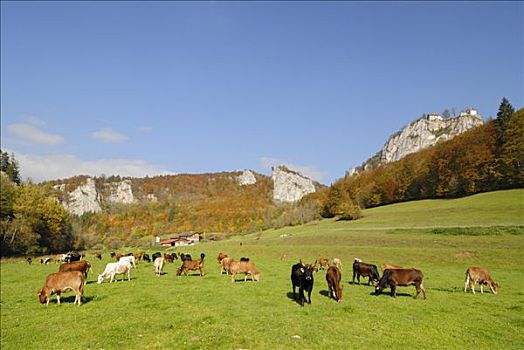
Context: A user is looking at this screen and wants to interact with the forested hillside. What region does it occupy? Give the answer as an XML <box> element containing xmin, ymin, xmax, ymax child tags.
<box><xmin>313</xmin><ymin>101</ymin><xmax>523</xmax><ymax>218</ymax></box>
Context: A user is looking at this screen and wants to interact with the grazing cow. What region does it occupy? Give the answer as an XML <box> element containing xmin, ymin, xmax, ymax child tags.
<box><xmin>326</xmin><ymin>266</ymin><xmax>343</xmax><ymax>302</ymax></box>
<box><xmin>115</xmin><ymin>252</ymin><xmax>127</xmax><ymax>261</ymax></box>
<box><xmin>163</xmin><ymin>253</ymin><xmax>174</xmax><ymax>263</ymax></box>
<box><xmin>97</xmin><ymin>261</ymin><xmax>132</xmax><ymax>284</ymax></box>
<box><xmin>217</xmin><ymin>252</ymin><xmax>228</xmax><ymax>263</ymax></box>
<box><xmin>110</xmin><ymin>252</ymin><xmax>116</xmax><ymax>258</ymax></box>
<box><xmin>171</xmin><ymin>253</ymin><xmax>178</xmax><ymax>261</ymax></box>
<box><xmin>142</xmin><ymin>254</ymin><xmax>151</xmax><ymax>263</ymax></box>
<box><xmin>291</xmin><ymin>261</ymin><xmax>315</xmax><ymax>306</ymax></box>
<box><xmin>93</xmin><ymin>252</ymin><xmax>102</xmax><ymax>260</ymax></box>
<box><xmin>229</xmin><ymin>261</ymin><xmax>260</xmax><ymax>282</ymax></box>
<box><xmin>317</xmin><ymin>257</ymin><xmax>330</xmax><ymax>270</ymax></box>
<box><xmin>64</xmin><ymin>251</ymin><xmax>81</xmax><ymax>263</ymax></box>
<box><xmin>331</xmin><ymin>258</ymin><xmax>342</xmax><ymax>270</ymax></box>
<box><xmin>118</xmin><ymin>255</ymin><xmax>137</xmax><ymax>268</ymax></box>
<box><xmin>54</xmin><ymin>254</ymin><xmax>66</xmax><ymax>263</ymax></box>
<box><xmin>151</xmin><ymin>252</ymin><xmax>162</xmax><ymax>263</ymax></box>
<box><xmin>59</xmin><ymin>261</ymin><xmax>92</xmax><ymax>283</ymax></box>
<box><xmin>37</xmin><ymin>271</ymin><xmax>84</xmax><ymax>306</ymax></box>
<box><xmin>41</xmin><ymin>257</ymin><xmax>52</xmax><ymax>265</ymax></box>
<box><xmin>220</xmin><ymin>257</ymin><xmax>235</xmax><ymax>275</ymax></box>
<box><xmin>375</xmin><ymin>268</ymin><xmax>426</xmax><ymax>299</ymax></box>
<box><xmin>154</xmin><ymin>257</ymin><xmax>165</xmax><ymax>276</ymax></box>
<box><xmin>26</xmin><ymin>257</ymin><xmax>32</xmax><ymax>264</ymax></box>
<box><xmin>240</xmin><ymin>257</ymin><xmax>250</xmax><ymax>262</ymax></box>
<box><xmin>464</xmin><ymin>267</ymin><xmax>498</xmax><ymax>295</ymax></box>
<box><xmin>176</xmin><ymin>253</ymin><xmax>205</xmax><ymax>276</ymax></box>
<box><xmin>352</xmin><ymin>259</ymin><xmax>380</xmax><ymax>285</ymax></box>
<box><xmin>380</xmin><ymin>263</ymin><xmax>401</xmax><ymax>271</ymax></box>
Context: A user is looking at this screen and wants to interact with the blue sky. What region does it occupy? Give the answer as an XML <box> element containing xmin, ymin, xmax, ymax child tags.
<box><xmin>1</xmin><ymin>1</ymin><xmax>522</xmax><ymax>184</ymax></box>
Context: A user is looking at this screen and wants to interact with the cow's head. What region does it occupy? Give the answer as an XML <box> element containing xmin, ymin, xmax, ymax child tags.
<box><xmin>303</xmin><ymin>264</ymin><xmax>314</xmax><ymax>281</ymax></box>
<box><xmin>37</xmin><ymin>289</ymin><xmax>47</xmax><ymax>304</ymax></box>
<box><xmin>490</xmin><ymin>281</ymin><xmax>499</xmax><ymax>294</ymax></box>
<box><xmin>97</xmin><ymin>274</ymin><xmax>105</xmax><ymax>284</ymax></box>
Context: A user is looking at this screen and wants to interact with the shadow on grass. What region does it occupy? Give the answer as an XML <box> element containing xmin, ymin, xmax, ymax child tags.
<box><xmin>49</xmin><ymin>295</ymin><xmax>97</xmax><ymax>305</ymax></box>
<box><xmin>286</xmin><ymin>291</ymin><xmax>309</xmax><ymax>306</ymax></box>
<box><xmin>370</xmin><ymin>291</ymin><xmax>417</xmax><ymax>298</ymax></box>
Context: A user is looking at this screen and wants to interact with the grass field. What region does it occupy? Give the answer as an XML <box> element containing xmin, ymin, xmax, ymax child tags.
<box><xmin>1</xmin><ymin>189</ymin><xmax>523</xmax><ymax>349</ymax></box>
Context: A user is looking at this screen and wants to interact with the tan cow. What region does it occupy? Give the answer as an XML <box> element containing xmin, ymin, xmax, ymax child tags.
<box><xmin>464</xmin><ymin>267</ymin><xmax>498</xmax><ymax>295</ymax></box>
<box><xmin>38</xmin><ymin>271</ymin><xmax>84</xmax><ymax>306</ymax></box>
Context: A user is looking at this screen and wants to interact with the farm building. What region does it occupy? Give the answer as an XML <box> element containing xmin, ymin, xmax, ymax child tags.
<box><xmin>159</xmin><ymin>232</ymin><xmax>202</xmax><ymax>247</ymax></box>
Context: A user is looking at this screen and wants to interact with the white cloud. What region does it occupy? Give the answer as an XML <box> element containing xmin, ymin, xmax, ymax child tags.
<box><xmin>92</xmin><ymin>127</ymin><xmax>128</xmax><ymax>143</ymax></box>
<box><xmin>9</xmin><ymin>151</ymin><xmax>174</xmax><ymax>183</ymax></box>
<box><xmin>260</xmin><ymin>157</ymin><xmax>327</xmax><ymax>183</ymax></box>
<box><xmin>7</xmin><ymin>123</ymin><xmax>64</xmax><ymax>145</ymax></box>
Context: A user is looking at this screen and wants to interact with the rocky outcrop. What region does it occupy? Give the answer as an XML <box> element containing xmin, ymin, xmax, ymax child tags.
<box><xmin>350</xmin><ymin>109</ymin><xmax>484</xmax><ymax>174</ymax></box>
<box><xmin>272</xmin><ymin>166</ymin><xmax>316</xmax><ymax>202</ymax></box>
<box><xmin>63</xmin><ymin>177</ymin><xmax>102</xmax><ymax>216</ymax></box>
<box><xmin>107</xmin><ymin>179</ymin><xmax>135</xmax><ymax>204</ymax></box>
<box><xmin>237</xmin><ymin>170</ymin><xmax>257</xmax><ymax>186</ymax></box>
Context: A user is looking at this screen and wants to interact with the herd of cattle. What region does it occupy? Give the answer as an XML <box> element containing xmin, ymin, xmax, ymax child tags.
<box><xmin>33</xmin><ymin>251</ymin><xmax>499</xmax><ymax>306</ymax></box>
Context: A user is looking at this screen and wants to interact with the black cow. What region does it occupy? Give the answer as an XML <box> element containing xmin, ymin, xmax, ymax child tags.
<box><xmin>374</xmin><ymin>268</ymin><xmax>426</xmax><ymax>299</ymax></box>
<box><xmin>180</xmin><ymin>253</ymin><xmax>192</xmax><ymax>262</ymax></box>
<box><xmin>142</xmin><ymin>254</ymin><xmax>151</xmax><ymax>263</ymax></box>
<box><xmin>240</xmin><ymin>257</ymin><xmax>250</xmax><ymax>262</ymax></box>
<box><xmin>152</xmin><ymin>252</ymin><xmax>161</xmax><ymax>263</ymax></box>
<box><xmin>171</xmin><ymin>253</ymin><xmax>178</xmax><ymax>260</ymax></box>
<box><xmin>352</xmin><ymin>259</ymin><xmax>380</xmax><ymax>285</ymax></box>
<box><xmin>64</xmin><ymin>251</ymin><xmax>81</xmax><ymax>263</ymax></box>
<box><xmin>291</xmin><ymin>261</ymin><xmax>314</xmax><ymax>306</ymax></box>
<box><xmin>110</xmin><ymin>252</ymin><xmax>116</xmax><ymax>258</ymax></box>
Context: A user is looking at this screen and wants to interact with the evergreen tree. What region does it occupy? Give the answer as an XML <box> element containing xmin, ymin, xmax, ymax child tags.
<box><xmin>495</xmin><ymin>97</ymin><xmax>515</xmax><ymax>148</ymax></box>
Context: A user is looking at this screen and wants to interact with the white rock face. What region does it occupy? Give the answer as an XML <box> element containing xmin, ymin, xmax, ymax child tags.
<box><xmin>64</xmin><ymin>177</ymin><xmax>102</xmax><ymax>216</ymax></box>
<box><xmin>237</xmin><ymin>170</ymin><xmax>257</xmax><ymax>186</ymax></box>
<box><xmin>272</xmin><ymin>166</ymin><xmax>316</xmax><ymax>203</ymax></box>
<box><xmin>146</xmin><ymin>193</ymin><xmax>158</xmax><ymax>202</ymax></box>
<box><xmin>107</xmin><ymin>179</ymin><xmax>135</xmax><ymax>204</ymax></box>
<box><xmin>380</xmin><ymin>113</ymin><xmax>483</xmax><ymax>163</ymax></box>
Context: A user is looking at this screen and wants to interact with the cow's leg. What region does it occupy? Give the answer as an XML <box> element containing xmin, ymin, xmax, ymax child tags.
<box><xmin>307</xmin><ymin>288</ymin><xmax>312</xmax><ymax>304</ymax></box>
<box><xmin>299</xmin><ymin>287</ymin><xmax>305</xmax><ymax>306</ymax></box>
<box><xmin>292</xmin><ymin>285</ymin><xmax>296</xmax><ymax>300</ymax></box>
<box><xmin>352</xmin><ymin>271</ymin><xmax>356</xmax><ymax>284</ymax></box>
<box><xmin>231</xmin><ymin>273</ymin><xmax>235</xmax><ymax>283</ymax></box>
<box><xmin>56</xmin><ymin>293</ymin><xmax>61</xmax><ymax>304</ymax></box>
<box><xmin>390</xmin><ymin>284</ymin><xmax>396</xmax><ymax>297</ymax></box>
<box><xmin>471</xmin><ymin>281</ymin><xmax>476</xmax><ymax>295</ymax></box>
<box><xmin>480</xmin><ymin>284</ymin><xmax>484</xmax><ymax>294</ymax></box>
<box><xmin>464</xmin><ymin>275</ymin><xmax>470</xmax><ymax>293</ymax></box>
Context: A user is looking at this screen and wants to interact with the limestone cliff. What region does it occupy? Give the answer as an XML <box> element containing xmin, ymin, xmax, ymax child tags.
<box><xmin>107</xmin><ymin>179</ymin><xmax>135</xmax><ymax>204</ymax></box>
<box><xmin>272</xmin><ymin>165</ymin><xmax>316</xmax><ymax>202</ymax></box>
<box><xmin>63</xmin><ymin>177</ymin><xmax>102</xmax><ymax>215</ymax></box>
<box><xmin>350</xmin><ymin>109</ymin><xmax>484</xmax><ymax>174</ymax></box>
<box><xmin>237</xmin><ymin>170</ymin><xmax>257</xmax><ymax>186</ymax></box>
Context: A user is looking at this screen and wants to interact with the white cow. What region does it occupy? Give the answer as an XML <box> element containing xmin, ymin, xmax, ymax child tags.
<box><xmin>154</xmin><ymin>257</ymin><xmax>164</xmax><ymax>276</ymax></box>
<box><xmin>97</xmin><ymin>261</ymin><xmax>132</xmax><ymax>284</ymax></box>
<box><xmin>118</xmin><ymin>255</ymin><xmax>137</xmax><ymax>268</ymax></box>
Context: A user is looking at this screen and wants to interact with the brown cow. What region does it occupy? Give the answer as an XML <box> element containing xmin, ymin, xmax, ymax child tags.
<box><xmin>326</xmin><ymin>266</ymin><xmax>342</xmax><ymax>302</ymax></box>
<box><xmin>59</xmin><ymin>261</ymin><xmax>92</xmax><ymax>283</ymax></box>
<box><xmin>317</xmin><ymin>257</ymin><xmax>330</xmax><ymax>270</ymax></box>
<box><xmin>37</xmin><ymin>271</ymin><xmax>84</xmax><ymax>306</ymax></box>
<box><xmin>217</xmin><ymin>252</ymin><xmax>228</xmax><ymax>263</ymax></box>
<box><xmin>352</xmin><ymin>259</ymin><xmax>380</xmax><ymax>285</ymax></box>
<box><xmin>164</xmin><ymin>253</ymin><xmax>174</xmax><ymax>263</ymax></box>
<box><xmin>220</xmin><ymin>257</ymin><xmax>235</xmax><ymax>275</ymax></box>
<box><xmin>93</xmin><ymin>252</ymin><xmax>102</xmax><ymax>260</ymax></box>
<box><xmin>229</xmin><ymin>261</ymin><xmax>260</xmax><ymax>282</ymax></box>
<box><xmin>375</xmin><ymin>268</ymin><xmax>426</xmax><ymax>299</ymax></box>
<box><xmin>176</xmin><ymin>253</ymin><xmax>205</xmax><ymax>276</ymax></box>
<box><xmin>464</xmin><ymin>267</ymin><xmax>498</xmax><ymax>295</ymax></box>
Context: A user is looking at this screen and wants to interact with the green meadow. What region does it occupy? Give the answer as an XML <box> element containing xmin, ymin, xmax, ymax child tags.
<box><xmin>1</xmin><ymin>189</ymin><xmax>523</xmax><ymax>349</ymax></box>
